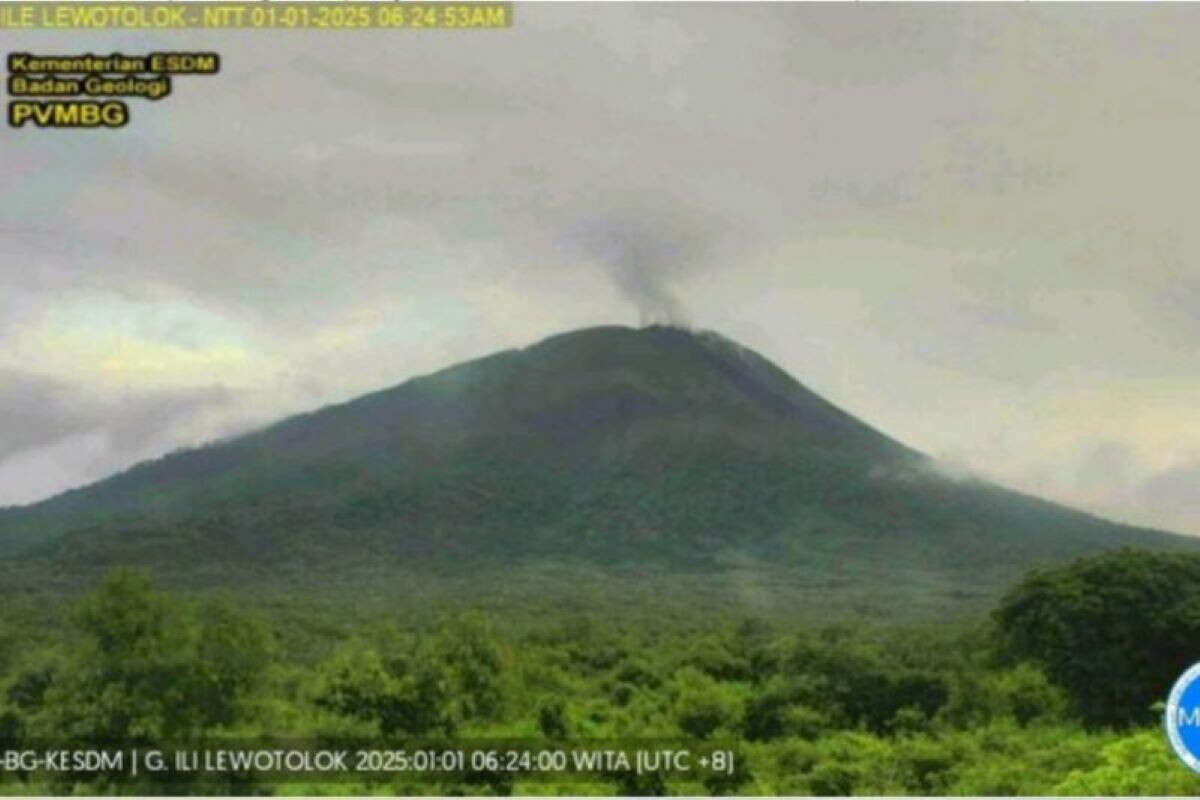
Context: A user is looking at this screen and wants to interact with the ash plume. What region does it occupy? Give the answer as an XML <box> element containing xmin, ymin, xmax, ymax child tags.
<box><xmin>568</xmin><ymin>210</ymin><xmax>718</xmax><ymax>327</ymax></box>
<box><xmin>607</xmin><ymin>239</ymin><xmax>690</xmax><ymax>327</ymax></box>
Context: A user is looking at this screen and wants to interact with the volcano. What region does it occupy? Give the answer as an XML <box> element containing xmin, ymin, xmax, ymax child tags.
<box><xmin>1</xmin><ymin>325</ymin><xmax>1193</xmax><ymax>617</ymax></box>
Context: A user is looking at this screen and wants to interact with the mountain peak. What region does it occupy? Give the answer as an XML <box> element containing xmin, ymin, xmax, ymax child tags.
<box><xmin>1</xmin><ymin>325</ymin><xmax>1193</xmax><ymax>608</ymax></box>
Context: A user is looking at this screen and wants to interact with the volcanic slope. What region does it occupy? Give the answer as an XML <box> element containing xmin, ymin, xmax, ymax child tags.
<box><xmin>1</xmin><ymin>325</ymin><xmax>1193</xmax><ymax>617</ymax></box>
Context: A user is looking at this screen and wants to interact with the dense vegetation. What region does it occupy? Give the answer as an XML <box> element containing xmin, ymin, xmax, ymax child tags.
<box><xmin>1</xmin><ymin>548</ymin><xmax>1198</xmax><ymax>795</ymax></box>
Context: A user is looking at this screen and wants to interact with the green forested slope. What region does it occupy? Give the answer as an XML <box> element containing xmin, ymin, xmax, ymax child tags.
<box><xmin>0</xmin><ymin>325</ymin><xmax>1193</xmax><ymax>615</ymax></box>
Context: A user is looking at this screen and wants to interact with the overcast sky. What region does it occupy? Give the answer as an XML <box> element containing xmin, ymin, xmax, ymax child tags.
<box><xmin>2</xmin><ymin>3</ymin><xmax>1198</xmax><ymax>535</ymax></box>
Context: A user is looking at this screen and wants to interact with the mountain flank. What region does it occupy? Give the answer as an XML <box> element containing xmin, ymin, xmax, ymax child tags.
<box><xmin>1</xmin><ymin>325</ymin><xmax>1193</xmax><ymax>618</ymax></box>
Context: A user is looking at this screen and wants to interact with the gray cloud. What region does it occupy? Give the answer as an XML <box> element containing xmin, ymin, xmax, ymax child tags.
<box><xmin>0</xmin><ymin>371</ymin><xmax>235</xmax><ymax>456</ymax></box>
<box><xmin>1058</xmin><ymin>443</ymin><xmax>1200</xmax><ymax>535</ymax></box>
<box><xmin>0</xmin><ymin>370</ymin><xmax>237</xmax><ymax>505</ymax></box>
<box><xmin>0</xmin><ymin>371</ymin><xmax>89</xmax><ymax>457</ymax></box>
<box><xmin>1140</xmin><ymin>463</ymin><xmax>1200</xmax><ymax>528</ymax></box>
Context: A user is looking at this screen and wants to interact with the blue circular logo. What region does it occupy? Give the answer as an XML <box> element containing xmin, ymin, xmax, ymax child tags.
<box><xmin>1165</xmin><ymin>662</ymin><xmax>1200</xmax><ymax>772</ymax></box>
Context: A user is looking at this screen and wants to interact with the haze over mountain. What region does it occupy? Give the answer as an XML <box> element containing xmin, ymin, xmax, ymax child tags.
<box><xmin>1</xmin><ymin>326</ymin><xmax>1193</xmax><ymax>617</ymax></box>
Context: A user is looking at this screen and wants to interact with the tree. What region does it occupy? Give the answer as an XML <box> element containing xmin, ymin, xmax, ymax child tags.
<box><xmin>28</xmin><ymin>571</ymin><xmax>272</xmax><ymax>746</ymax></box>
<box><xmin>743</xmin><ymin>676</ymin><xmax>833</xmax><ymax>741</ymax></box>
<box><xmin>994</xmin><ymin>548</ymin><xmax>1200</xmax><ymax>728</ymax></box>
<box><xmin>670</xmin><ymin>667</ymin><xmax>737</xmax><ymax>739</ymax></box>
<box><xmin>45</xmin><ymin>570</ymin><xmax>197</xmax><ymax>743</ymax></box>
<box><xmin>1053</xmin><ymin>730</ymin><xmax>1200</xmax><ymax>795</ymax></box>
<box><xmin>190</xmin><ymin>598</ymin><xmax>274</xmax><ymax>729</ymax></box>
<box><xmin>430</xmin><ymin>613</ymin><xmax>507</xmax><ymax>723</ymax></box>
<box><xmin>536</xmin><ymin>697</ymin><xmax>569</xmax><ymax>739</ymax></box>
<box><xmin>315</xmin><ymin>644</ymin><xmax>454</xmax><ymax>737</ymax></box>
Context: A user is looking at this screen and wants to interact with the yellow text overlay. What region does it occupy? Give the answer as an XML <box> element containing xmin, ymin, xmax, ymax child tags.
<box><xmin>0</xmin><ymin>2</ymin><xmax>513</xmax><ymax>30</ymax></box>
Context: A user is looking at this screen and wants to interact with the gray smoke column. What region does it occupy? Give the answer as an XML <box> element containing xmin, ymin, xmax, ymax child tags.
<box><xmin>606</xmin><ymin>234</ymin><xmax>690</xmax><ymax>326</ymax></box>
<box><xmin>568</xmin><ymin>208</ymin><xmax>719</xmax><ymax>327</ymax></box>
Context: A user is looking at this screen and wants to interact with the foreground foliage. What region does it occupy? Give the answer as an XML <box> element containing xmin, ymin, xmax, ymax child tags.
<box><xmin>1</xmin><ymin>549</ymin><xmax>1198</xmax><ymax>795</ymax></box>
